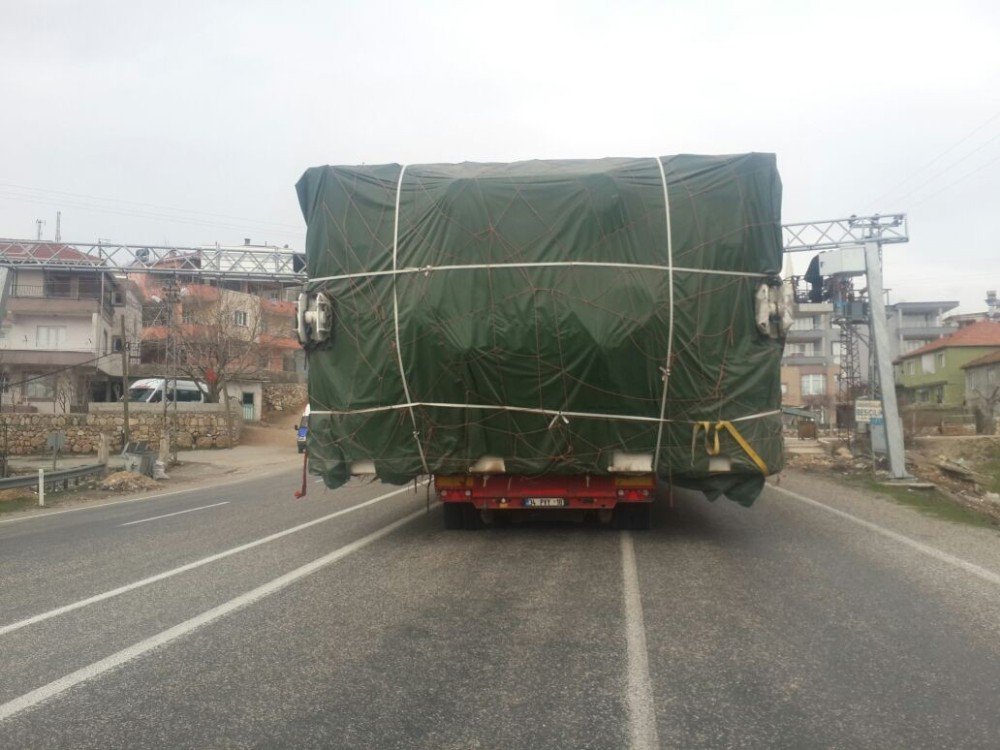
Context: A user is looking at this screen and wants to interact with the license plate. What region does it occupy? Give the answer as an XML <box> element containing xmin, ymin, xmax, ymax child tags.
<box><xmin>523</xmin><ymin>497</ymin><xmax>566</xmax><ymax>508</ymax></box>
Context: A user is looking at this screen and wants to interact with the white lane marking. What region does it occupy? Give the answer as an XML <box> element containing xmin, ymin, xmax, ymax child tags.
<box><xmin>621</xmin><ymin>531</ymin><xmax>659</xmax><ymax>750</ymax></box>
<box><xmin>118</xmin><ymin>502</ymin><xmax>230</xmax><ymax>527</ymax></box>
<box><xmin>0</xmin><ymin>483</ymin><xmax>425</xmax><ymax>638</ymax></box>
<box><xmin>0</xmin><ymin>464</ymin><xmax>294</xmax><ymax>527</ymax></box>
<box><xmin>770</xmin><ymin>485</ymin><xmax>1000</xmax><ymax>586</ymax></box>
<box><xmin>0</xmin><ymin>505</ymin><xmax>428</xmax><ymax>723</ymax></box>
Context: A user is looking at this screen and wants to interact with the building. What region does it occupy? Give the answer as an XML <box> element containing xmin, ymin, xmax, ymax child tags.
<box><xmin>893</xmin><ymin>320</ymin><xmax>1000</xmax><ymax>406</ymax></box>
<box><xmin>781</xmin><ymin>297</ymin><xmax>965</xmax><ymax>424</ymax></box>
<box><xmin>780</xmin><ymin>301</ymin><xmax>840</xmax><ymax>422</ymax></box>
<box><xmin>0</xmin><ymin>242</ymin><xmax>141</xmax><ymax>412</ymax></box>
<box><xmin>134</xmin><ymin>277</ymin><xmax>302</xmax><ymax>420</ymax></box>
<box><xmin>963</xmin><ymin>350</ymin><xmax>1000</xmax><ymax>433</ymax></box>
<box><xmin>886</xmin><ymin>300</ymin><xmax>958</xmax><ymax>360</ymax></box>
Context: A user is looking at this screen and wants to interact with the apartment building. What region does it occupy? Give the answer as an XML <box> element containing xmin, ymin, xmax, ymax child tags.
<box><xmin>780</xmin><ymin>302</ymin><xmax>840</xmax><ymax>422</ymax></box>
<box><xmin>0</xmin><ymin>243</ymin><xmax>140</xmax><ymax>412</ymax></box>
<box><xmin>887</xmin><ymin>301</ymin><xmax>958</xmax><ymax>360</ymax></box>
<box><xmin>781</xmin><ymin>298</ymin><xmax>962</xmax><ymax>424</ymax></box>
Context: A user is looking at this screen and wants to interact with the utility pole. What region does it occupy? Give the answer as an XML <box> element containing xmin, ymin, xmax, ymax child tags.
<box><xmin>120</xmin><ymin>315</ymin><xmax>130</xmax><ymax>447</ymax></box>
<box><xmin>864</xmin><ymin>241</ymin><xmax>910</xmax><ymax>479</ymax></box>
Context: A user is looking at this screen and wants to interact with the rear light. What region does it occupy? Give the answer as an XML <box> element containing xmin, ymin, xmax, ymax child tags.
<box><xmin>616</xmin><ymin>488</ymin><xmax>650</xmax><ymax>500</ymax></box>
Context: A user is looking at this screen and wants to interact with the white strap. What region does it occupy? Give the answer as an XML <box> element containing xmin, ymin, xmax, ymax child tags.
<box><xmin>651</xmin><ymin>156</ymin><xmax>674</xmax><ymax>472</ymax></box>
<box><xmin>311</xmin><ymin>401</ymin><xmax>780</xmax><ymax>426</ymax></box>
<box><xmin>308</xmin><ymin>261</ymin><xmax>766</xmax><ymax>286</ymax></box>
<box><xmin>390</xmin><ymin>164</ymin><xmax>430</xmax><ymax>475</ymax></box>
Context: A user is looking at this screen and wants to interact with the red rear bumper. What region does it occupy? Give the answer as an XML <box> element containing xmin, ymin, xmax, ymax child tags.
<box><xmin>435</xmin><ymin>474</ymin><xmax>654</xmax><ymax>510</ymax></box>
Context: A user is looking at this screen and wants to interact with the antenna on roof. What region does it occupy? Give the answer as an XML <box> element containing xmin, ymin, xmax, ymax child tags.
<box><xmin>55</xmin><ymin>211</ymin><xmax>62</xmax><ymax>242</ymax></box>
<box><xmin>35</xmin><ymin>219</ymin><xmax>46</xmax><ymax>241</ymax></box>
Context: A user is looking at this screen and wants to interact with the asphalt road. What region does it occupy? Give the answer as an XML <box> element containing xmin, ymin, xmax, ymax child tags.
<box><xmin>1</xmin><ymin>469</ymin><xmax>999</xmax><ymax>749</ymax></box>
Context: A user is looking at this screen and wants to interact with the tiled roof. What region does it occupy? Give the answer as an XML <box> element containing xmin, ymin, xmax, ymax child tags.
<box><xmin>896</xmin><ymin>320</ymin><xmax>1000</xmax><ymax>360</ymax></box>
<box><xmin>962</xmin><ymin>349</ymin><xmax>1000</xmax><ymax>369</ymax></box>
<box><xmin>0</xmin><ymin>241</ymin><xmax>104</xmax><ymax>264</ymax></box>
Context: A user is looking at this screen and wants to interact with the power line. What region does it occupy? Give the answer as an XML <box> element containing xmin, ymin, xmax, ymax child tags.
<box><xmin>866</xmin><ymin>108</ymin><xmax>1000</xmax><ymax>209</ymax></box>
<box><xmin>0</xmin><ymin>191</ymin><xmax>305</xmax><ymax>239</ymax></box>
<box><xmin>909</xmin><ymin>150</ymin><xmax>1000</xmax><ymax>208</ymax></box>
<box><xmin>0</xmin><ymin>182</ymin><xmax>305</xmax><ymax>233</ymax></box>
<box><xmin>886</xmin><ymin>129</ymin><xmax>1000</xmax><ymax>206</ymax></box>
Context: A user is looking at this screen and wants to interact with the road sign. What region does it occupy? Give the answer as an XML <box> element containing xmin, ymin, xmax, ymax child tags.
<box><xmin>854</xmin><ymin>399</ymin><xmax>883</xmax><ymax>424</ymax></box>
<box><xmin>45</xmin><ymin>431</ymin><xmax>66</xmax><ymax>452</ymax></box>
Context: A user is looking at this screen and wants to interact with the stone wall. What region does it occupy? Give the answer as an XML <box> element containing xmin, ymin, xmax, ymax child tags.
<box><xmin>263</xmin><ymin>383</ymin><xmax>307</xmax><ymax>413</ymax></box>
<box><xmin>1</xmin><ymin>406</ymin><xmax>242</xmax><ymax>456</ymax></box>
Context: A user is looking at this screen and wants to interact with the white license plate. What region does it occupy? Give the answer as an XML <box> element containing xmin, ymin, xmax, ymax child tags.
<box><xmin>524</xmin><ymin>497</ymin><xmax>566</xmax><ymax>508</ymax></box>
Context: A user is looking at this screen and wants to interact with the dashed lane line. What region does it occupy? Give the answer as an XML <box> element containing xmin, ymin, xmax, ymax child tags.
<box><xmin>621</xmin><ymin>531</ymin><xmax>660</xmax><ymax>750</ymax></box>
<box><xmin>119</xmin><ymin>502</ymin><xmax>230</xmax><ymax>527</ymax></box>
<box><xmin>0</xmin><ymin>506</ymin><xmax>428</xmax><ymax>723</ymax></box>
<box><xmin>0</xmin><ymin>483</ymin><xmax>425</xmax><ymax>638</ymax></box>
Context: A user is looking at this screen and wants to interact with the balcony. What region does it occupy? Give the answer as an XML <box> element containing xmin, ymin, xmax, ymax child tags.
<box><xmin>9</xmin><ymin>284</ymin><xmax>114</xmax><ymax>321</ymax></box>
<box><xmin>897</xmin><ymin>325</ymin><xmax>956</xmax><ymax>340</ymax></box>
<box><xmin>785</xmin><ymin>328</ymin><xmax>827</xmax><ymax>341</ymax></box>
<box><xmin>782</xmin><ymin>355</ymin><xmax>832</xmax><ymax>366</ymax></box>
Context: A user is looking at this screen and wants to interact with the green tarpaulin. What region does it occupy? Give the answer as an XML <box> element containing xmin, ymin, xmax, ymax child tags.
<box><xmin>296</xmin><ymin>154</ymin><xmax>784</xmax><ymax>505</ymax></box>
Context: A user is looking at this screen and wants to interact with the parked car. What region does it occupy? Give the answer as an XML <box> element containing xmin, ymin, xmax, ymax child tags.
<box><xmin>127</xmin><ymin>378</ymin><xmax>205</xmax><ymax>404</ymax></box>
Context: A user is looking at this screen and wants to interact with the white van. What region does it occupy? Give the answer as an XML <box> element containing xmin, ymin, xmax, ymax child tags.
<box><xmin>127</xmin><ymin>378</ymin><xmax>206</xmax><ymax>404</ymax></box>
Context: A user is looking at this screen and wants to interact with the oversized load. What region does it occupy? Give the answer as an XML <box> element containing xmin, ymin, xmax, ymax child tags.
<box><xmin>295</xmin><ymin>154</ymin><xmax>785</xmax><ymax>506</ymax></box>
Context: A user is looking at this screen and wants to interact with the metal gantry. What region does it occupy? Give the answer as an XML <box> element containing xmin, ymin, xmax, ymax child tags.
<box><xmin>782</xmin><ymin>214</ymin><xmax>908</xmax><ymax>253</ymax></box>
<box><xmin>0</xmin><ymin>239</ymin><xmax>306</xmax><ymax>281</ymax></box>
<box><xmin>782</xmin><ymin>213</ymin><xmax>911</xmax><ymax>480</ymax></box>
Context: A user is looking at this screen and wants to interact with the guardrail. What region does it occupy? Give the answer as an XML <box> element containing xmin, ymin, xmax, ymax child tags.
<box><xmin>0</xmin><ymin>464</ymin><xmax>106</xmax><ymax>505</ymax></box>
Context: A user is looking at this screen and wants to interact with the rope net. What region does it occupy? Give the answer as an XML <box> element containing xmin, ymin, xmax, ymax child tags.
<box><xmin>295</xmin><ymin>155</ymin><xmax>784</xmax><ymax>505</ymax></box>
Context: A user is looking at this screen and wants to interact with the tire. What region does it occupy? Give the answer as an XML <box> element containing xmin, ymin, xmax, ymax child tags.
<box><xmin>462</xmin><ymin>503</ymin><xmax>485</xmax><ymax>530</ymax></box>
<box><xmin>631</xmin><ymin>503</ymin><xmax>652</xmax><ymax>531</ymax></box>
<box><xmin>442</xmin><ymin>503</ymin><xmax>464</xmax><ymax>530</ymax></box>
<box><xmin>612</xmin><ymin>504</ymin><xmax>632</xmax><ymax>530</ymax></box>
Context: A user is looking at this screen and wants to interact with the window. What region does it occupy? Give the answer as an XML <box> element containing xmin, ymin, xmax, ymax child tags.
<box><xmin>35</xmin><ymin>325</ymin><xmax>66</xmax><ymax>349</ymax></box>
<box><xmin>935</xmin><ymin>352</ymin><xmax>946</xmax><ymax>369</ymax></box>
<box><xmin>780</xmin><ymin>383</ymin><xmax>788</xmax><ymax>396</ymax></box>
<box><xmin>233</xmin><ymin>310</ymin><xmax>248</xmax><ymax>327</ymax></box>
<box><xmin>25</xmin><ymin>373</ymin><xmax>55</xmax><ymax>399</ymax></box>
<box><xmin>175</xmin><ymin>388</ymin><xmax>202</xmax><ymax>402</ymax></box>
<box><xmin>801</xmin><ymin>374</ymin><xmax>826</xmax><ymax>395</ymax></box>
<box><xmin>905</xmin><ymin>360</ymin><xmax>916</xmax><ymax>376</ymax></box>
<box><xmin>790</xmin><ymin>316</ymin><xmax>817</xmax><ymax>331</ymax></box>
<box><xmin>903</xmin><ymin>339</ymin><xmax>925</xmax><ymax>353</ymax></box>
<box><xmin>112</xmin><ymin>336</ymin><xmax>124</xmax><ymax>352</ymax></box>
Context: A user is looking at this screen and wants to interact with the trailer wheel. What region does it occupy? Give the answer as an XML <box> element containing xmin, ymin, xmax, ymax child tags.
<box><xmin>462</xmin><ymin>504</ymin><xmax>484</xmax><ymax>530</ymax></box>
<box><xmin>612</xmin><ymin>505</ymin><xmax>632</xmax><ymax>530</ymax></box>
<box><xmin>443</xmin><ymin>503</ymin><xmax>464</xmax><ymax>530</ymax></box>
<box><xmin>631</xmin><ymin>503</ymin><xmax>652</xmax><ymax>530</ymax></box>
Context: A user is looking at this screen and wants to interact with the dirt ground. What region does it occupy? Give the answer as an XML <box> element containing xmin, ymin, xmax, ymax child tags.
<box><xmin>783</xmin><ymin>433</ymin><xmax>1000</xmax><ymax>522</ymax></box>
<box><xmin>240</xmin><ymin>409</ymin><xmax>302</xmax><ymax>448</ymax></box>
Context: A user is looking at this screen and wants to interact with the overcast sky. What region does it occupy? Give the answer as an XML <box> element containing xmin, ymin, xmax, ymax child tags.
<box><xmin>2</xmin><ymin>0</ymin><xmax>998</xmax><ymax>313</ymax></box>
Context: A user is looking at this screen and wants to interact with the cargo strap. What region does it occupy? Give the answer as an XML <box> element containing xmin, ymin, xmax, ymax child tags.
<box><xmin>651</xmin><ymin>156</ymin><xmax>674</xmax><ymax>473</ymax></box>
<box><xmin>391</xmin><ymin>164</ymin><xmax>430</xmax><ymax>476</ymax></box>
<box><xmin>691</xmin><ymin>420</ymin><xmax>768</xmax><ymax>474</ymax></box>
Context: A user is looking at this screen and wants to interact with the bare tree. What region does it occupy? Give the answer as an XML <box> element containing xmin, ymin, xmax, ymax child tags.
<box><xmin>168</xmin><ymin>291</ymin><xmax>276</xmax><ymax>440</ymax></box>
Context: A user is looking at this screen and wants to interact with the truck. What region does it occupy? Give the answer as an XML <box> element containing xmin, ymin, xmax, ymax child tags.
<box><xmin>294</xmin><ymin>154</ymin><xmax>787</xmax><ymax>528</ymax></box>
